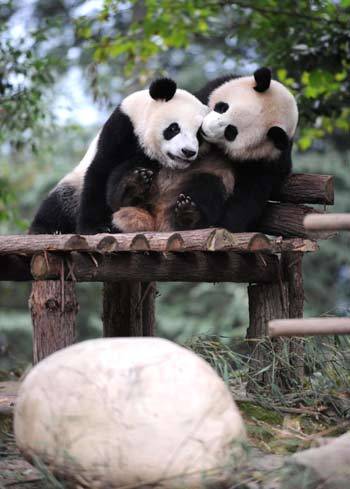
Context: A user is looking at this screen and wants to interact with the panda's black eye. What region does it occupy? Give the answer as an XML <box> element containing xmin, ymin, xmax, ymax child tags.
<box><xmin>214</xmin><ymin>102</ymin><xmax>229</xmax><ymax>114</ymax></box>
<box><xmin>163</xmin><ymin>122</ymin><xmax>180</xmax><ymax>140</ymax></box>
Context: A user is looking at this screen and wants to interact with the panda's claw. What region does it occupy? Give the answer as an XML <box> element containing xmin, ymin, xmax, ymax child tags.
<box><xmin>174</xmin><ymin>194</ymin><xmax>200</xmax><ymax>229</ymax></box>
<box><xmin>133</xmin><ymin>167</ymin><xmax>154</xmax><ymax>187</ymax></box>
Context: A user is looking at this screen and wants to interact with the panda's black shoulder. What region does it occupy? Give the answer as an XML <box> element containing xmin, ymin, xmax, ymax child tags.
<box><xmin>97</xmin><ymin>105</ymin><xmax>141</xmax><ymax>159</ymax></box>
<box><xmin>195</xmin><ymin>75</ymin><xmax>236</xmax><ymax>104</ymax></box>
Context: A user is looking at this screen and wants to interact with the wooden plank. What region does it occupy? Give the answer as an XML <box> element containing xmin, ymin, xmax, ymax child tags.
<box><xmin>304</xmin><ymin>213</ymin><xmax>350</xmax><ymax>231</ymax></box>
<box><xmin>273</xmin><ymin>173</ymin><xmax>334</xmax><ymax>205</ymax></box>
<box><xmin>269</xmin><ymin>317</ymin><xmax>350</xmax><ymax>337</ymax></box>
<box><xmin>31</xmin><ymin>251</ymin><xmax>280</xmax><ymax>283</ymax></box>
<box><xmin>0</xmin><ymin>231</ymin><xmax>318</xmax><ymax>255</ymax></box>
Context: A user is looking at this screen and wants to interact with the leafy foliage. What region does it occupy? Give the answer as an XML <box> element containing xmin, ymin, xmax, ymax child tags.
<box><xmin>0</xmin><ymin>28</ymin><xmax>56</xmax><ymax>150</ymax></box>
<box><xmin>76</xmin><ymin>0</ymin><xmax>350</xmax><ymax>146</ymax></box>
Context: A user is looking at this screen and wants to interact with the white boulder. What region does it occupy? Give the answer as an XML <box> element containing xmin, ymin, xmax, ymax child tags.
<box><xmin>15</xmin><ymin>338</ymin><xmax>246</xmax><ymax>488</ymax></box>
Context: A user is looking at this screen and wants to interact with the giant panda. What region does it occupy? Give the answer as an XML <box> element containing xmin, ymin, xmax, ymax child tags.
<box><xmin>111</xmin><ymin>67</ymin><xmax>299</xmax><ymax>233</ymax></box>
<box><xmin>196</xmin><ymin>67</ymin><xmax>299</xmax><ymax>232</ymax></box>
<box><xmin>29</xmin><ymin>78</ymin><xmax>209</xmax><ymax>235</ymax></box>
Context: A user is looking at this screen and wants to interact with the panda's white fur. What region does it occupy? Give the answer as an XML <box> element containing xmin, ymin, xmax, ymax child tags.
<box><xmin>201</xmin><ymin>76</ymin><xmax>298</xmax><ymax>161</ymax></box>
<box><xmin>59</xmin><ymin>132</ymin><xmax>100</xmax><ymax>192</ymax></box>
<box><xmin>121</xmin><ymin>88</ymin><xmax>209</xmax><ymax>169</ymax></box>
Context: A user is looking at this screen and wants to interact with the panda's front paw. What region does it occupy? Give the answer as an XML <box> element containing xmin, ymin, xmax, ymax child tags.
<box><xmin>133</xmin><ymin>168</ymin><xmax>154</xmax><ymax>190</ymax></box>
<box><xmin>174</xmin><ymin>194</ymin><xmax>201</xmax><ymax>230</ymax></box>
<box><xmin>121</xmin><ymin>168</ymin><xmax>155</xmax><ymax>207</ymax></box>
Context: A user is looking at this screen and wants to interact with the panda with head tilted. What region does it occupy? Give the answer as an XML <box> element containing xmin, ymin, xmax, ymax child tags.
<box><xmin>195</xmin><ymin>66</ymin><xmax>299</xmax><ymax>232</ymax></box>
<box><xmin>29</xmin><ymin>78</ymin><xmax>209</xmax><ymax>235</ymax></box>
<box><xmin>112</xmin><ymin>67</ymin><xmax>298</xmax><ymax>233</ymax></box>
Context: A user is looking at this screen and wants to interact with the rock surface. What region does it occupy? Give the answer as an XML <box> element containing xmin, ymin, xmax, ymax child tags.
<box><xmin>286</xmin><ymin>432</ymin><xmax>350</xmax><ymax>489</ymax></box>
<box><xmin>14</xmin><ymin>337</ymin><xmax>246</xmax><ymax>488</ymax></box>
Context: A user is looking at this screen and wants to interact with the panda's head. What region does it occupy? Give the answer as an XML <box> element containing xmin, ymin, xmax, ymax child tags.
<box><xmin>121</xmin><ymin>78</ymin><xmax>209</xmax><ymax>170</ymax></box>
<box><xmin>201</xmin><ymin>68</ymin><xmax>298</xmax><ymax>161</ymax></box>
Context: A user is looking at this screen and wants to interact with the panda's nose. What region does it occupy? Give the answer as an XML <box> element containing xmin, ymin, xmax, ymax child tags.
<box><xmin>182</xmin><ymin>148</ymin><xmax>196</xmax><ymax>158</ymax></box>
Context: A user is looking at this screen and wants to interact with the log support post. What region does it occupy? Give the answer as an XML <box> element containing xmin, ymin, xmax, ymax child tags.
<box><xmin>102</xmin><ymin>281</ymin><xmax>156</xmax><ymax>337</ymax></box>
<box><xmin>281</xmin><ymin>252</ymin><xmax>305</xmax><ymax>382</ymax></box>
<box><xmin>247</xmin><ymin>252</ymin><xmax>305</xmax><ymax>392</ymax></box>
<box><xmin>247</xmin><ymin>281</ymin><xmax>290</xmax><ymax>391</ymax></box>
<box><xmin>29</xmin><ymin>277</ymin><xmax>78</xmax><ymax>364</ymax></box>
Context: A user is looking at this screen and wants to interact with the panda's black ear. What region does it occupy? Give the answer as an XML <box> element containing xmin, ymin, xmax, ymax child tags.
<box><xmin>254</xmin><ymin>67</ymin><xmax>271</xmax><ymax>92</ymax></box>
<box><xmin>149</xmin><ymin>78</ymin><xmax>177</xmax><ymax>101</ymax></box>
<box><xmin>267</xmin><ymin>126</ymin><xmax>289</xmax><ymax>151</ymax></box>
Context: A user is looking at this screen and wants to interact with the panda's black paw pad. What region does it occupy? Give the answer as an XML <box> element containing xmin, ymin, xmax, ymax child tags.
<box><xmin>174</xmin><ymin>194</ymin><xmax>201</xmax><ymax>229</ymax></box>
<box><xmin>133</xmin><ymin>168</ymin><xmax>154</xmax><ymax>189</ymax></box>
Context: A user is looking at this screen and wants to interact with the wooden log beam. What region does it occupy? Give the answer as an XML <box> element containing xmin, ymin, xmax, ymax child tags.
<box><xmin>31</xmin><ymin>251</ymin><xmax>280</xmax><ymax>283</ymax></box>
<box><xmin>0</xmin><ymin>231</ymin><xmax>318</xmax><ymax>255</ymax></box>
<box><xmin>257</xmin><ymin>203</ymin><xmax>333</xmax><ymax>239</ymax></box>
<box><xmin>304</xmin><ymin>213</ymin><xmax>350</xmax><ymax>232</ymax></box>
<box><xmin>273</xmin><ymin>173</ymin><xmax>334</xmax><ymax>205</ymax></box>
<box><xmin>247</xmin><ymin>282</ymin><xmax>291</xmax><ymax>391</ymax></box>
<box><xmin>269</xmin><ymin>318</ymin><xmax>350</xmax><ymax>337</ymax></box>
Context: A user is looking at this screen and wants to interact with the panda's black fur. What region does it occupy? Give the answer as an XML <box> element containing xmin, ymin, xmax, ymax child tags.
<box><xmin>30</xmin><ymin>184</ymin><xmax>80</xmax><ymax>234</ymax></box>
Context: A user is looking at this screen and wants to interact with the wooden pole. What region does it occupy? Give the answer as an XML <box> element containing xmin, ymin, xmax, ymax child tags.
<box><xmin>247</xmin><ymin>281</ymin><xmax>290</xmax><ymax>391</ymax></box>
<box><xmin>269</xmin><ymin>318</ymin><xmax>350</xmax><ymax>337</ymax></box>
<box><xmin>102</xmin><ymin>281</ymin><xmax>156</xmax><ymax>337</ymax></box>
<box><xmin>31</xmin><ymin>251</ymin><xmax>280</xmax><ymax>284</ymax></box>
<box><xmin>304</xmin><ymin>213</ymin><xmax>350</xmax><ymax>231</ymax></box>
<box><xmin>141</xmin><ymin>282</ymin><xmax>156</xmax><ymax>336</ymax></box>
<box><xmin>281</xmin><ymin>252</ymin><xmax>305</xmax><ymax>382</ymax></box>
<box><xmin>102</xmin><ymin>282</ymin><xmax>143</xmax><ymax>337</ymax></box>
<box><xmin>29</xmin><ymin>278</ymin><xmax>78</xmax><ymax>364</ymax></box>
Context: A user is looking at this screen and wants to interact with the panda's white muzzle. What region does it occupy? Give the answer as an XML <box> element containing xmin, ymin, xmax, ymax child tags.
<box><xmin>200</xmin><ymin>112</ymin><xmax>228</xmax><ymax>142</ymax></box>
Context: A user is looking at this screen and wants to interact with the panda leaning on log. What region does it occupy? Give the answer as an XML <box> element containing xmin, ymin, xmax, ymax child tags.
<box><xmin>29</xmin><ymin>78</ymin><xmax>209</xmax><ymax>235</ymax></box>
<box><xmin>112</xmin><ymin>67</ymin><xmax>299</xmax><ymax>233</ymax></box>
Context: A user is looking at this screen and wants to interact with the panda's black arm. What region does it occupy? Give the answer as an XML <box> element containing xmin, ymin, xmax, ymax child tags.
<box><xmin>106</xmin><ymin>158</ymin><xmax>160</xmax><ymax>211</ymax></box>
<box><xmin>77</xmin><ymin>107</ymin><xmax>152</xmax><ymax>234</ymax></box>
<box><xmin>174</xmin><ymin>173</ymin><xmax>227</xmax><ymax>229</ymax></box>
<box><xmin>219</xmin><ymin>163</ymin><xmax>291</xmax><ymax>233</ymax></box>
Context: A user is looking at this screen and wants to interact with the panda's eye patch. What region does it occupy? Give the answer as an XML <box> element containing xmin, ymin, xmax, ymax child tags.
<box><xmin>214</xmin><ymin>102</ymin><xmax>229</xmax><ymax>114</ymax></box>
<box><xmin>163</xmin><ymin>122</ymin><xmax>180</xmax><ymax>140</ymax></box>
<box><xmin>196</xmin><ymin>128</ymin><xmax>204</xmax><ymax>145</ymax></box>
